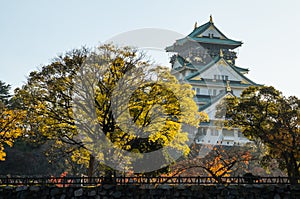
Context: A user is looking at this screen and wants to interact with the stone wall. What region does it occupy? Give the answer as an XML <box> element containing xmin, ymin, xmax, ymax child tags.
<box><xmin>0</xmin><ymin>184</ymin><xmax>299</xmax><ymax>199</ymax></box>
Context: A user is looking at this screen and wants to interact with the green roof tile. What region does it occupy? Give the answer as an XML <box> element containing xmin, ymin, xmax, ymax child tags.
<box><xmin>189</xmin><ymin>37</ymin><xmax>242</xmax><ymax>46</ymax></box>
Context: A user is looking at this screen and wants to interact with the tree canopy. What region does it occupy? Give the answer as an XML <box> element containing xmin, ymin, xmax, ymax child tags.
<box><xmin>0</xmin><ymin>80</ymin><xmax>25</xmax><ymax>161</ymax></box>
<box><xmin>16</xmin><ymin>44</ymin><xmax>206</xmax><ymax>176</ymax></box>
<box><xmin>216</xmin><ymin>86</ymin><xmax>300</xmax><ymax>183</ymax></box>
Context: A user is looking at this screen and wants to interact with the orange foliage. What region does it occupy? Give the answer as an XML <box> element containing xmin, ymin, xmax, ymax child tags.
<box><xmin>50</xmin><ymin>172</ymin><xmax>73</xmax><ymax>187</ymax></box>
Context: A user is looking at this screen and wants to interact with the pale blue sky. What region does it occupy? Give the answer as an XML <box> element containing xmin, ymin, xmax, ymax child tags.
<box><xmin>1</xmin><ymin>0</ymin><xmax>300</xmax><ymax>97</ymax></box>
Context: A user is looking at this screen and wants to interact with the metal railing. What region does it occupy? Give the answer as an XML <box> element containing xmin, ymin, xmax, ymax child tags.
<box><xmin>0</xmin><ymin>176</ymin><xmax>298</xmax><ymax>187</ymax></box>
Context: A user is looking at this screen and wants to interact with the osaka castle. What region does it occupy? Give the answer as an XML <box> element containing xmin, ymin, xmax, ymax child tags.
<box><xmin>166</xmin><ymin>16</ymin><xmax>260</xmax><ymax>147</ymax></box>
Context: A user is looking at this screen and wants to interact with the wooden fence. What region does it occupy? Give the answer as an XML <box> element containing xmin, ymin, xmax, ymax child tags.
<box><xmin>0</xmin><ymin>176</ymin><xmax>298</xmax><ymax>187</ymax></box>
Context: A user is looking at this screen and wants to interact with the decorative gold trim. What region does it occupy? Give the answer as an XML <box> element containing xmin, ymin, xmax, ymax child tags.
<box><xmin>226</xmin><ymin>81</ymin><xmax>231</xmax><ymax>92</ymax></box>
<box><xmin>210</xmin><ymin>15</ymin><xmax>213</xmax><ymax>23</ymax></box>
<box><xmin>209</xmin><ymin>25</ymin><xmax>214</xmax><ymax>30</ymax></box>
<box><xmin>240</xmin><ymin>80</ymin><xmax>249</xmax><ymax>84</ymax></box>
<box><xmin>218</xmin><ymin>59</ymin><xmax>227</xmax><ymax>66</ymax></box>
<box><xmin>220</xmin><ymin>49</ymin><xmax>224</xmax><ymax>58</ymax></box>
<box><xmin>191</xmin><ymin>76</ymin><xmax>202</xmax><ymax>80</ymax></box>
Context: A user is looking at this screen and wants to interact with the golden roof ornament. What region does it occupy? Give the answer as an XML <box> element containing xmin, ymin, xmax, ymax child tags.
<box><xmin>210</xmin><ymin>15</ymin><xmax>213</xmax><ymax>23</ymax></box>
<box><xmin>194</xmin><ymin>21</ymin><xmax>198</xmax><ymax>29</ymax></box>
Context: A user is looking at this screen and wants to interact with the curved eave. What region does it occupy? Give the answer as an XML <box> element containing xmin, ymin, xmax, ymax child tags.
<box><xmin>188</xmin><ymin>37</ymin><xmax>242</xmax><ymax>47</ymax></box>
<box><xmin>187</xmin><ymin>79</ymin><xmax>256</xmax><ymax>87</ymax></box>
<box><xmin>165</xmin><ymin>37</ymin><xmax>242</xmax><ymax>52</ymax></box>
<box><xmin>234</xmin><ymin>66</ymin><xmax>249</xmax><ymax>74</ymax></box>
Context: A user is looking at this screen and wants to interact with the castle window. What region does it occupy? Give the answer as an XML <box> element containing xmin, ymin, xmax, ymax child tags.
<box><xmin>196</xmin><ymin>88</ymin><xmax>201</xmax><ymax>95</ymax></box>
<box><xmin>198</xmin><ymin>127</ymin><xmax>207</xmax><ymax>136</ymax></box>
<box><xmin>222</xmin><ymin>75</ymin><xmax>229</xmax><ymax>81</ymax></box>
<box><xmin>214</xmin><ymin>74</ymin><xmax>223</xmax><ymax>80</ymax></box>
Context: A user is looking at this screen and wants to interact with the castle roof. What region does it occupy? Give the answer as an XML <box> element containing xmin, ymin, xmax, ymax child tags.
<box><xmin>166</xmin><ymin>16</ymin><xmax>242</xmax><ymax>52</ymax></box>
<box><xmin>180</xmin><ymin>55</ymin><xmax>258</xmax><ymax>86</ymax></box>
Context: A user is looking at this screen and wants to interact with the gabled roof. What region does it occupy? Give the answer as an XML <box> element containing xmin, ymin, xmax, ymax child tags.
<box><xmin>189</xmin><ymin>16</ymin><xmax>228</xmax><ymax>39</ymax></box>
<box><xmin>183</xmin><ymin>56</ymin><xmax>259</xmax><ymax>86</ymax></box>
<box><xmin>188</xmin><ymin>16</ymin><xmax>242</xmax><ymax>47</ymax></box>
<box><xmin>188</xmin><ymin>21</ymin><xmax>214</xmax><ymax>38</ymax></box>
<box><xmin>166</xmin><ymin>16</ymin><xmax>242</xmax><ymax>51</ymax></box>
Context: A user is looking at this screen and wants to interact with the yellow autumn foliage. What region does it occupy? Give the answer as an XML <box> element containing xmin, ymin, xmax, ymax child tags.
<box><xmin>17</xmin><ymin>44</ymin><xmax>208</xmax><ymax>174</ymax></box>
<box><xmin>0</xmin><ymin>108</ymin><xmax>25</xmax><ymax>160</ymax></box>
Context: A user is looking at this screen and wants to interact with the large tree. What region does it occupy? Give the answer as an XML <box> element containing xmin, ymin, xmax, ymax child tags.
<box><xmin>216</xmin><ymin>86</ymin><xmax>300</xmax><ymax>183</ymax></box>
<box><xmin>0</xmin><ymin>80</ymin><xmax>25</xmax><ymax>161</ymax></box>
<box><xmin>17</xmin><ymin>44</ymin><xmax>205</xmax><ymax>176</ymax></box>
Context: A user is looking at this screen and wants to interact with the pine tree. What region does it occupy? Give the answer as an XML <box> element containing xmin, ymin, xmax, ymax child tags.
<box><xmin>0</xmin><ymin>80</ymin><xmax>11</xmax><ymax>106</ymax></box>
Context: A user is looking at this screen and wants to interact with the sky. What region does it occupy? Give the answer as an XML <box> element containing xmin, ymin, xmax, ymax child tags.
<box><xmin>0</xmin><ymin>0</ymin><xmax>300</xmax><ymax>97</ymax></box>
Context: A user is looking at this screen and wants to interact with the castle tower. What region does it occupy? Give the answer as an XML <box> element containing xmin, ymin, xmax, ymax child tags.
<box><xmin>166</xmin><ymin>16</ymin><xmax>260</xmax><ymax>148</ymax></box>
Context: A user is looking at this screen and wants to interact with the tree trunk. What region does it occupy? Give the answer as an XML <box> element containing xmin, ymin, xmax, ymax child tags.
<box><xmin>285</xmin><ymin>152</ymin><xmax>299</xmax><ymax>184</ymax></box>
<box><xmin>289</xmin><ymin>153</ymin><xmax>299</xmax><ymax>184</ymax></box>
<box><xmin>87</xmin><ymin>154</ymin><xmax>95</xmax><ymax>178</ymax></box>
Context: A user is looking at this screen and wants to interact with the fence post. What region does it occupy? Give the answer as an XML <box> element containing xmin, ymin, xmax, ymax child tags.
<box><xmin>42</xmin><ymin>177</ymin><xmax>45</xmax><ymax>186</ymax></box>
